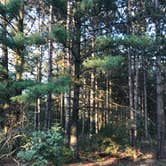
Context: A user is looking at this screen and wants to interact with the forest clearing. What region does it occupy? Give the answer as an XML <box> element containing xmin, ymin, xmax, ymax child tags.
<box><xmin>0</xmin><ymin>0</ymin><xmax>165</xmax><ymax>165</ymax></box>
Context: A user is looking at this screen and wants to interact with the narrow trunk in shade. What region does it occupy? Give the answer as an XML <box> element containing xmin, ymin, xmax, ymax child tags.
<box><xmin>0</xmin><ymin>0</ymin><xmax>9</xmax><ymax>134</ymax></box>
<box><xmin>70</xmin><ymin>14</ymin><xmax>81</xmax><ymax>159</ymax></box>
<box><xmin>154</xmin><ymin>0</ymin><xmax>165</xmax><ymax>159</ymax></box>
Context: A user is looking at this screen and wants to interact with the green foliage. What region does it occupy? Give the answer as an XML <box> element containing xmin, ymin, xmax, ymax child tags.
<box><xmin>0</xmin><ymin>83</ymin><xmax>7</xmax><ymax>97</ymax></box>
<box><xmin>84</xmin><ymin>55</ymin><xmax>124</xmax><ymax>71</ymax></box>
<box><xmin>17</xmin><ymin>126</ymin><xmax>64</xmax><ymax>166</ymax></box>
<box><xmin>13</xmin><ymin>32</ymin><xmax>25</xmax><ymax>48</ymax></box>
<box><xmin>124</xmin><ymin>147</ymin><xmax>141</xmax><ymax>160</ymax></box>
<box><xmin>88</xmin><ymin>135</ymin><xmax>121</xmax><ymax>154</ymax></box>
<box><xmin>95</xmin><ymin>35</ymin><xmax>153</xmax><ymax>50</ymax></box>
<box><xmin>85</xmin><ymin>123</ymin><xmax>129</xmax><ymax>154</ymax></box>
<box><xmin>9</xmin><ymin>80</ymin><xmax>36</xmax><ymax>97</ymax></box>
<box><xmin>6</xmin><ymin>0</ymin><xmax>23</xmax><ymax>20</ymax></box>
<box><xmin>98</xmin><ymin>123</ymin><xmax>129</xmax><ymax>145</ymax></box>
<box><xmin>122</xmin><ymin>35</ymin><xmax>153</xmax><ymax>48</ymax></box>
<box><xmin>27</xmin><ymin>33</ymin><xmax>46</xmax><ymax>45</ymax></box>
<box><xmin>88</xmin><ymin>0</ymin><xmax>117</xmax><ymax>14</ymax></box>
<box><xmin>96</xmin><ymin>0</ymin><xmax>117</xmax><ymax>11</ymax></box>
<box><xmin>11</xmin><ymin>75</ymin><xmax>70</xmax><ymax>102</ymax></box>
<box><xmin>79</xmin><ymin>0</ymin><xmax>93</xmax><ymax>13</ymax></box>
<box><xmin>13</xmin><ymin>32</ymin><xmax>46</xmax><ymax>48</ymax></box>
<box><xmin>62</xmin><ymin>147</ymin><xmax>73</xmax><ymax>163</ymax></box>
<box><xmin>145</xmin><ymin>0</ymin><xmax>165</xmax><ymax>21</ymax></box>
<box><xmin>103</xmin><ymin>138</ymin><xmax>120</xmax><ymax>154</ymax></box>
<box><xmin>0</xmin><ymin>0</ymin><xmax>24</xmax><ymax>21</ymax></box>
<box><xmin>43</xmin><ymin>0</ymin><xmax>66</xmax><ymax>12</ymax></box>
<box><xmin>0</xmin><ymin>28</ymin><xmax>14</xmax><ymax>49</ymax></box>
<box><xmin>95</xmin><ymin>36</ymin><xmax>113</xmax><ymax>49</ymax></box>
<box><xmin>0</xmin><ymin>3</ymin><xmax>6</xmax><ymax>17</ymax></box>
<box><xmin>50</xmin><ymin>25</ymin><xmax>67</xmax><ymax>44</ymax></box>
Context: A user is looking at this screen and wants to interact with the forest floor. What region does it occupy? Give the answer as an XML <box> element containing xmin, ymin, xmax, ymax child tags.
<box><xmin>64</xmin><ymin>149</ymin><xmax>166</xmax><ymax>166</ymax></box>
<box><xmin>64</xmin><ymin>158</ymin><xmax>166</xmax><ymax>166</ymax></box>
<box><xmin>1</xmin><ymin>156</ymin><xmax>166</xmax><ymax>166</ymax></box>
<box><xmin>1</xmin><ymin>148</ymin><xmax>166</xmax><ymax>165</ymax></box>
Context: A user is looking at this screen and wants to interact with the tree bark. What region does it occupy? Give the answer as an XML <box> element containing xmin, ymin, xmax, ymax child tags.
<box><xmin>15</xmin><ymin>3</ymin><xmax>24</xmax><ymax>82</ymax></box>
<box><xmin>143</xmin><ymin>62</ymin><xmax>148</xmax><ymax>138</ymax></box>
<box><xmin>156</xmin><ymin>55</ymin><xmax>165</xmax><ymax>159</ymax></box>
<box><xmin>133</xmin><ymin>54</ymin><xmax>139</xmax><ymax>145</ymax></box>
<box><xmin>0</xmin><ymin>0</ymin><xmax>9</xmax><ymax>134</ymax></box>
<box><xmin>154</xmin><ymin>0</ymin><xmax>165</xmax><ymax>159</ymax></box>
<box><xmin>128</xmin><ymin>49</ymin><xmax>136</xmax><ymax>147</ymax></box>
<box><xmin>70</xmin><ymin>13</ymin><xmax>81</xmax><ymax>159</ymax></box>
<box><xmin>64</xmin><ymin>0</ymin><xmax>72</xmax><ymax>147</ymax></box>
<box><xmin>44</xmin><ymin>4</ymin><xmax>53</xmax><ymax>130</ymax></box>
<box><xmin>90</xmin><ymin>36</ymin><xmax>95</xmax><ymax>137</ymax></box>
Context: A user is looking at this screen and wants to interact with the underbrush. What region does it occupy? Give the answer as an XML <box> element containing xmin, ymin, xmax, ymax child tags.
<box><xmin>17</xmin><ymin>125</ymin><xmax>73</xmax><ymax>166</ymax></box>
<box><xmin>79</xmin><ymin>124</ymin><xmax>156</xmax><ymax>162</ymax></box>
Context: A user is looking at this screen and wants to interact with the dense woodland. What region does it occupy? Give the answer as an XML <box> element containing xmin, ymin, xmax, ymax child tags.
<box><xmin>0</xmin><ymin>0</ymin><xmax>165</xmax><ymax>165</ymax></box>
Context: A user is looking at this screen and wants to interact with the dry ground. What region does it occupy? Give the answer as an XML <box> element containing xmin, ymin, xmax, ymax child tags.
<box><xmin>1</xmin><ymin>151</ymin><xmax>166</xmax><ymax>166</ymax></box>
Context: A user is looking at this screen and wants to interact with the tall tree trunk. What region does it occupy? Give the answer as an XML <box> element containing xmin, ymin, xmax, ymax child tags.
<box><xmin>35</xmin><ymin>45</ymin><xmax>43</xmax><ymax>130</ymax></box>
<box><xmin>154</xmin><ymin>0</ymin><xmax>165</xmax><ymax>159</ymax></box>
<box><xmin>60</xmin><ymin>93</ymin><xmax>65</xmax><ymax>128</ymax></box>
<box><xmin>65</xmin><ymin>0</ymin><xmax>72</xmax><ymax>147</ymax></box>
<box><xmin>128</xmin><ymin>50</ymin><xmax>135</xmax><ymax>146</ymax></box>
<box><xmin>127</xmin><ymin>0</ymin><xmax>137</xmax><ymax>147</ymax></box>
<box><xmin>133</xmin><ymin>54</ymin><xmax>139</xmax><ymax>145</ymax></box>
<box><xmin>105</xmin><ymin>73</ymin><xmax>110</xmax><ymax>125</ymax></box>
<box><xmin>143</xmin><ymin>61</ymin><xmax>148</xmax><ymax>138</ymax></box>
<box><xmin>15</xmin><ymin>4</ymin><xmax>24</xmax><ymax>82</ymax></box>
<box><xmin>90</xmin><ymin>36</ymin><xmax>95</xmax><ymax>138</ymax></box>
<box><xmin>156</xmin><ymin>55</ymin><xmax>164</xmax><ymax>159</ymax></box>
<box><xmin>65</xmin><ymin>90</ymin><xmax>71</xmax><ymax>146</ymax></box>
<box><xmin>81</xmin><ymin>81</ymin><xmax>86</xmax><ymax>138</ymax></box>
<box><xmin>44</xmin><ymin>4</ymin><xmax>53</xmax><ymax>130</ymax></box>
<box><xmin>14</xmin><ymin>2</ymin><xmax>24</xmax><ymax>125</ymax></box>
<box><xmin>95</xmin><ymin>80</ymin><xmax>98</xmax><ymax>134</ymax></box>
<box><xmin>70</xmin><ymin>15</ymin><xmax>81</xmax><ymax>159</ymax></box>
<box><xmin>35</xmin><ymin>9</ymin><xmax>43</xmax><ymax>130</ymax></box>
<box><xmin>0</xmin><ymin>0</ymin><xmax>9</xmax><ymax>134</ymax></box>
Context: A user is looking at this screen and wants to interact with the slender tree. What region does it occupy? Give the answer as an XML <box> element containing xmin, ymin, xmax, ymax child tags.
<box><xmin>44</xmin><ymin>4</ymin><xmax>53</xmax><ymax>130</ymax></box>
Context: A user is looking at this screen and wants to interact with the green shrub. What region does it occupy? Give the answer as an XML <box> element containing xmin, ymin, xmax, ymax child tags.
<box><xmin>62</xmin><ymin>147</ymin><xmax>73</xmax><ymax>163</ymax></box>
<box><xmin>103</xmin><ymin>138</ymin><xmax>120</xmax><ymax>155</ymax></box>
<box><xmin>99</xmin><ymin>123</ymin><xmax>129</xmax><ymax>145</ymax></box>
<box><xmin>17</xmin><ymin>126</ymin><xmax>63</xmax><ymax>166</ymax></box>
<box><xmin>124</xmin><ymin>146</ymin><xmax>142</xmax><ymax>160</ymax></box>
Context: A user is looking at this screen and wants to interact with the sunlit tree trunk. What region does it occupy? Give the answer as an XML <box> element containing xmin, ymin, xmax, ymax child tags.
<box><xmin>65</xmin><ymin>0</ymin><xmax>72</xmax><ymax>147</ymax></box>
<box><xmin>35</xmin><ymin>69</ymin><xmax>41</xmax><ymax>130</ymax></box>
<box><xmin>44</xmin><ymin>4</ymin><xmax>53</xmax><ymax>130</ymax></box>
<box><xmin>95</xmin><ymin>80</ymin><xmax>99</xmax><ymax>134</ymax></box>
<box><xmin>127</xmin><ymin>0</ymin><xmax>137</xmax><ymax>147</ymax></box>
<box><xmin>90</xmin><ymin>36</ymin><xmax>95</xmax><ymax>138</ymax></box>
<box><xmin>105</xmin><ymin>73</ymin><xmax>110</xmax><ymax>125</ymax></box>
<box><xmin>35</xmin><ymin>44</ymin><xmax>43</xmax><ymax>130</ymax></box>
<box><xmin>133</xmin><ymin>54</ymin><xmax>139</xmax><ymax>144</ymax></box>
<box><xmin>15</xmin><ymin>3</ymin><xmax>24</xmax><ymax>82</ymax></box>
<box><xmin>60</xmin><ymin>93</ymin><xmax>65</xmax><ymax>128</ymax></box>
<box><xmin>34</xmin><ymin>8</ymin><xmax>44</xmax><ymax>130</ymax></box>
<box><xmin>128</xmin><ymin>50</ymin><xmax>136</xmax><ymax>146</ymax></box>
